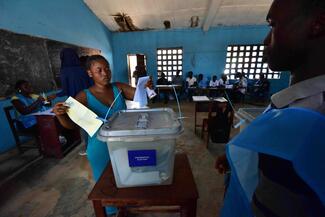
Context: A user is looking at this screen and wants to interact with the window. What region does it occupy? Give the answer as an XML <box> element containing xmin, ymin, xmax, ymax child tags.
<box><xmin>157</xmin><ymin>47</ymin><xmax>183</xmax><ymax>81</ymax></box>
<box><xmin>224</xmin><ymin>44</ymin><xmax>280</xmax><ymax>79</ymax></box>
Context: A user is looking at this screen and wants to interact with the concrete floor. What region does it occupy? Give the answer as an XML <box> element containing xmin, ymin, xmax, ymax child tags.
<box><xmin>0</xmin><ymin>101</ymin><xmax>263</xmax><ymax>217</ymax></box>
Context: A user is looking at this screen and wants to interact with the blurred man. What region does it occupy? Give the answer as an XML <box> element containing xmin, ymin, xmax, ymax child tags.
<box><xmin>217</xmin><ymin>0</ymin><xmax>325</xmax><ymax>216</ymax></box>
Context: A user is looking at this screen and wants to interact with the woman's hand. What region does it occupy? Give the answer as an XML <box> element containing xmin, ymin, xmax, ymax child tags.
<box><xmin>52</xmin><ymin>102</ymin><xmax>69</xmax><ymax>116</ymax></box>
<box><xmin>145</xmin><ymin>76</ymin><xmax>154</xmax><ymax>89</ymax></box>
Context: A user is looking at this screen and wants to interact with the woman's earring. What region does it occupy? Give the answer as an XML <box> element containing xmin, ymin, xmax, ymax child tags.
<box><xmin>18</xmin><ymin>89</ymin><xmax>22</xmax><ymax>93</ymax></box>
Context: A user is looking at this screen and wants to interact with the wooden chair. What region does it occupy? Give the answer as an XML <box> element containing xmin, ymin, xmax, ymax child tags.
<box><xmin>3</xmin><ymin>106</ymin><xmax>41</xmax><ymax>154</ymax></box>
<box><xmin>201</xmin><ymin>102</ymin><xmax>234</xmax><ymax>148</ymax></box>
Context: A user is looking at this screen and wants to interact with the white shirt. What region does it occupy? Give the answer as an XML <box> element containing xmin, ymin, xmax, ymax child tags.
<box><xmin>209</xmin><ymin>80</ymin><xmax>219</xmax><ymax>87</ymax></box>
<box><xmin>218</xmin><ymin>78</ymin><xmax>229</xmax><ymax>86</ymax></box>
<box><xmin>237</xmin><ymin>77</ymin><xmax>248</xmax><ymax>94</ymax></box>
<box><xmin>186</xmin><ymin>77</ymin><xmax>197</xmax><ymax>87</ymax></box>
<box><xmin>271</xmin><ymin>74</ymin><xmax>325</xmax><ymax>114</ymax></box>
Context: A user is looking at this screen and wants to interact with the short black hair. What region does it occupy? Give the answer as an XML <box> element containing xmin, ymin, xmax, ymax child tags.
<box><xmin>85</xmin><ymin>55</ymin><xmax>109</xmax><ymax>70</ymax></box>
<box><xmin>15</xmin><ymin>80</ymin><xmax>28</xmax><ymax>90</ymax></box>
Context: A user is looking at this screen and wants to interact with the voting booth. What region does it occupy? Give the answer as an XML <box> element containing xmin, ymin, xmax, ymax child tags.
<box><xmin>98</xmin><ymin>108</ymin><xmax>183</xmax><ymax>188</ymax></box>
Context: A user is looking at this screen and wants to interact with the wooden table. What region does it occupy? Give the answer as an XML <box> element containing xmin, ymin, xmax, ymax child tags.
<box><xmin>88</xmin><ymin>154</ymin><xmax>199</xmax><ymax>217</ymax></box>
<box><xmin>36</xmin><ymin>115</ymin><xmax>80</xmax><ymax>158</ymax></box>
<box><xmin>192</xmin><ymin>96</ymin><xmax>228</xmax><ymax>134</ymax></box>
<box><xmin>156</xmin><ymin>84</ymin><xmax>182</xmax><ymax>102</ymax></box>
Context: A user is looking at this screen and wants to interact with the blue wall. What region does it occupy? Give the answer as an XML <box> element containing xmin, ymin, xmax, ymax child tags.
<box><xmin>0</xmin><ymin>1</ymin><xmax>290</xmax><ymax>153</ymax></box>
<box><xmin>0</xmin><ymin>0</ymin><xmax>114</xmax><ymax>153</ymax></box>
<box><xmin>112</xmin><ymin>26</ymin><xmax>289</xmax><ymax>92</ymax></box>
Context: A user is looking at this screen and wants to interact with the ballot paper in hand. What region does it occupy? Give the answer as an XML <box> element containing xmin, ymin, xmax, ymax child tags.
<box><xmin>65</xmin><ymin>97</ymin><xmax>103</xmax><ymax>137</ymax></box>
<box><xmin>133</xmin><ymin>76</ymin><xmax>156</xmax><ymax>107</ymax></box>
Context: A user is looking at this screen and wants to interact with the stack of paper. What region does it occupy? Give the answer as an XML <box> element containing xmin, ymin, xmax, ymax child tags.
<box><xmin>192</xmin><ymin>96</ymin><xmax>210</xmax><ymax>101</ymax></box>
<box><xmin>212</xmin><ymin>97</ymin><xmax>228</xmax><ymax>103</ymax></box>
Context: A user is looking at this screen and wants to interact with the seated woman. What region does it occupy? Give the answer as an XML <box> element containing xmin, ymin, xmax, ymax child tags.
<box><xmin>253</xmin><ymin>74</ymin><xmax>270</xmax><ymax>100</ymax></box>
<box><xmin>11</xmin><ymin>80</ymin><xmax>56</xmax><ymax>132</ymax></box>
<box><xmin>53</xmin><ymin>55</ymin><xmax>152</xmax><ymax>216</ymax></box>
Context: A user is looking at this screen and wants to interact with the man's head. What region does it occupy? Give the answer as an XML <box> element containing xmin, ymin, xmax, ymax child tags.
<box><xmin>235</xmin><ymin>72</ymin><xmax>243</xmax><ymax>79</ymax></box>
<box><xmin>264</xmin><ymin>0</ymin><xmax>325</xmax><ymax>76</ymax></box>
<box><xmin>260</xmin><ymin>74</ymin><xmax>265</xmax><ymax>80</ymax></box>
<box><xmin>161</xmin><ymin>72</ymin><xmax>166</xmax><ymax>78</ymax></box>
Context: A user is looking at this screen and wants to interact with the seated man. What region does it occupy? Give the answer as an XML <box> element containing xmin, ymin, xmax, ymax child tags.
<box><xmin>172</xmin><ymin>70</ymin><xmax>183</xmax><ymax>86</ymax></box>
<box><xmin>218</xmin><ymin>74</ymin><xmax>229</xmax><ymax>87</ymax></box>
<box><xmin>172</xmin><ymin>70</ymin><xmax>184</xmax><ymax>99</ymax></box>
<box><xmin>197</xmin><ymin>74</ymin><xmax>207</xmax><ymax>88</ymax></box>
<box><xmin>209</xmin><ymin>75</ymin><xmax>219</xmax><ymax>87</ymax></box>
<box><xmin>185</xmin><ymin>71</ymin><xmax>197</xmax><ymax>101</ymax></box>
<box><xmin>156</xmin><ymin>72</ymin><xmax>170</xmax><ymax>103</ymax></box>
<box><xmin>209</xmin><ymin>75</ymin><xmax>219</xmax><ymax>97</ymax></box>
<box><xmin>253</xmin><ymin>74</ymin><xmax>270</xmax><ymax>100</ymax></box>
<box><xmin>233</xmin><ymin>72</ymin><xmax>247</xmax><ymax>102</ymax></box>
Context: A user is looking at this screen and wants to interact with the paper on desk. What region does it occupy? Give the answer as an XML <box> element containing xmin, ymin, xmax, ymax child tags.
<box><xmin>192</xmin><ymin>96</ymin><xmax>210</xmax><ymax>101</ymax></box>
<box><xmin>225</xmin><ymin>84</ymin><xmax>233</xmax><ymax>89</ymax></box>
<box><xmin>213</xmin><ymin>97</ymin><xmax>228</xmax><ymax>103</ymax></box>
<box><xmin>65</xmin><ymin>97</ymin><xmax>103</xmax><ymax>137</ymax></box>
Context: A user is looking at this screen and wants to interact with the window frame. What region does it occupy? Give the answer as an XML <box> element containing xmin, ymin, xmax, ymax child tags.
<box><xmin>224</xmin><ymin>44</ymin><xmax>280</xmax><ymax>80</ymax></box>
<box><xmin>157</xmin><ymin>47</ymin><xmax>183</xmax><ymax>82</ymax></box>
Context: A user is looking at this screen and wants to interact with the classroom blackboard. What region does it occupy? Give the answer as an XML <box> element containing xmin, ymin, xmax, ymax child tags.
<box><xmin>0</xmin><ymin>29</ymin><xmax>100</xmax><ymax>98</ymax></box>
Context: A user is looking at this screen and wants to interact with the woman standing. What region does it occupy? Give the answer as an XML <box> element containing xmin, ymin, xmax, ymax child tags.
<box><xmin>53</xmin><ymin>55</ymin><xmax>151</xmax><ymax>215</ymax></box>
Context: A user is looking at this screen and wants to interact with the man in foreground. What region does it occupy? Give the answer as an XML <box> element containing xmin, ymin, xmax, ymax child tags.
<box><xmin>216</xmin><ymin>0</ymin><xmax>325</xmax><ymax>216</ymax></box>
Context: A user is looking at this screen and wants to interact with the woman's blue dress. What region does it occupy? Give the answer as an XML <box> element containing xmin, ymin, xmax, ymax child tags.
<box><xmin>84</xmin><ymin>83</ymin><xmax>126</xmax><ymax>215</ymax></box>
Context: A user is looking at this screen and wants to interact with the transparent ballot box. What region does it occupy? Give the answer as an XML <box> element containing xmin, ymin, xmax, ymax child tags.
<box><xmin>98</xmin><ymin>108</ymin><xmax>183</xmax><ymax>188</ymax></box>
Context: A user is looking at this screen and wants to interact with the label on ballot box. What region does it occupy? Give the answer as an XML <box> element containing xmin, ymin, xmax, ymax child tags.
<box><xmin>128</xmin><ymin>150</ymin><xmax>157</xmax><ymax>167</ymax></box>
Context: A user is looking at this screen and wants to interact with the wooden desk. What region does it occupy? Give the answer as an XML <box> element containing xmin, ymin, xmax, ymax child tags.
<box><xmin>192</xmin><ymin>96</ymin><xmax>228</xmax><ymax>134</ymax></box>
<box><xmin>156</xmin><ymin>85</ymin><xmax>182</xmax><ymax>101</ymax></box>
<box><xmin>88</xmin><ymin>154</ymin><xmax>199</xmax><ymax>217</ymax></box>
<box><xmin>36</xmin><ymin>115</ymin><xmax>80</xmax><ymax>158</ymax></box>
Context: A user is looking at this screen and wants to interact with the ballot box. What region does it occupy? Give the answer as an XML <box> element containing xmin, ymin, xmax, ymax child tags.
<box><xmin>97</xmin><ymin>108</ymin><xmax>183</xmax><ymax>188</ymax></box>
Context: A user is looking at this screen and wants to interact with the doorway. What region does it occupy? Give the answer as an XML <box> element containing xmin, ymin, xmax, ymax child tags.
<box><xmin>127</xmin><ymin>54</ymin><xmax>147</xmax><ymax>87</ymax></box>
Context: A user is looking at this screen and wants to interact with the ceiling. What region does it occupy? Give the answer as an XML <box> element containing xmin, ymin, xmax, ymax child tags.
<box><xmin>84</xmin><ymin>0</ymin><xmax>272</xmax><ymax>32</ymax></box>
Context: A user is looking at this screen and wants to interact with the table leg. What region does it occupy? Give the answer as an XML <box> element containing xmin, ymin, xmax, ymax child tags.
<box><xmin>92</xmin><ymin>200</ymin><xmax>107</xmax><ymax>217</ymax></box>
<box><xmin>194</xmin><ymin>103</ymin><xmax>197</xmax><ymax>134</ymax></box>
<box><xmin>180</xmin><ymin>199</ymin><xmax>197</xmax><ymax>217</ymax></box>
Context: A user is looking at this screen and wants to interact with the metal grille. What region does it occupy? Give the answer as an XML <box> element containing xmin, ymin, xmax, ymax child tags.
<box><xmin>224</xmin><ymin>44</ymin><xmax>280</xmax><ymax>79</ymax></box>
